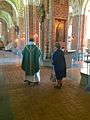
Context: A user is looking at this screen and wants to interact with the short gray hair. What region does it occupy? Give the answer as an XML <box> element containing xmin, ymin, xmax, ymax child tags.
<box><xmin>55</xmin><ymin>42</ymin><xmax>60</xmax><ymax>49</ymax></box>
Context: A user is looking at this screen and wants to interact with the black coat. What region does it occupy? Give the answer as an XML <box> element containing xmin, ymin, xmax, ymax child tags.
<box><xmin>52</xmin><ymin>49</ymin><xmax>66</xmax><ymax>78</ymax></box>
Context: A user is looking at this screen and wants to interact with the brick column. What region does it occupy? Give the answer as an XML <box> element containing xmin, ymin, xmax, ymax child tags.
<box><xmin>80</xmin><ymin>15</ymin><xmax>86</xmax><ymax>50</ymax></box>
<box><xmin>72</xmin><ymin>15</ymin><xmax>79</xmax><ymax>50</ymax></box>
<box><xmin>18</xmin><ymin>16</ymin><xmax>24</xmax><ymax>49</ymax></box>
<box><xmin>72</xmin><ymin>14</ymin><xmax>85</xmax><ymax>50</ymax></box>
<box><xmin>47</xmin><ymin>0</ymin><xmax>53</xmax><ymax>59</ymax></box>
<box><xmin>24</xmin><ymin>4</ymin><xmax>29</xmax><ymax>45</ymax></box>
<box><xmin>38</xmin><ymin>1</ymin><xmax>45</xmax><ymax>60</ymax></box>
<box><xmin>10</xmin><ymin>26</ymin><xmax>15</xmax><ymax>48</ymax></box>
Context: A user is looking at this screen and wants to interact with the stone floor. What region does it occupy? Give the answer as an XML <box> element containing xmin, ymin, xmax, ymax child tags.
<box><xmin>0</xmin><ymin>50</ymin><xmax>90</xmax><ymax>120</ymax></box>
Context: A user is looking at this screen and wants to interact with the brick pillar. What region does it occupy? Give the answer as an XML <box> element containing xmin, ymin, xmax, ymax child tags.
<box><xmin>72</xmin><ymin>14</ymin><xmax>85</xmax><ymax>50</ymax></box>
<box><xmin>80</xmin><ymin>15</ymin><xmax>86</xmax><ymax>50</ymax></box>
<box><xmin>29</xmin><ymin>5</ymin><xmax>33</xmax><ymax>38</ymax></box>
<box><xmin>33</xmin><ymin>5</ymin><xmax>36</xmax><ymax>36</ymax></box>
<box><xmin>43</xmin><ymin>0</ymin><xmax>50</xmax><ymax>59</ymax></box>
<box><xmin>38</xmin><ymin>2</ymin><xmax>45</xmax><ymax>60</ymax></box>
<box><xmin>10</xmin><ymin>26</ymin><xmax>15</xmax><ymax>48</ymax></box>
<box><xmin>46</xmin><ymin>0</ymin><xmax>54</xmax><ymax>59</ymax></box>
<box><xmin>18</xmin><ymin>17</ymin><xmax>24</xmax><ymax>49</ymax></box>
<box><xmin>1</xmin><ymin>22</ymin><xmax>7</xmax><ymax>46</ymax></box>
<box><xmin>72</xmin><ymin>15</ymin><xmax>79</xmax><ymax>50</ymax></box>
<box><xmin>83</xmin><ymin>15</ymin><xmax>87</xmax><ymax>48</ymax></box>
<box><xmin>24</xmin><ymin>4</ymin><xmax>29</xmax><ymax>45</ymax></box>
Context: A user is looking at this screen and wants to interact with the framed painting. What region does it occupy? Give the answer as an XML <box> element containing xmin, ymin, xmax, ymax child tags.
<box><xmin>55</xmin><ymin>18</ymin><xmax>66</xmax><ymax>42</ymax></box>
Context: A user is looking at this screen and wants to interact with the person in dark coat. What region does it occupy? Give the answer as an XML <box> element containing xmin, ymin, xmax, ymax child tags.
<box><xmin>52</xmin><ymin>42</ymin><xmax>66</xmax><ymax>89</ymax></box>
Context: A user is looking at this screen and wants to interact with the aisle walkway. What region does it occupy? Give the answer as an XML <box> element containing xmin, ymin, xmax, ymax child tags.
<box><xmin>0</xmin><ymin>51</ymin><xmax>90</xmax><ymax>120</ymax></box>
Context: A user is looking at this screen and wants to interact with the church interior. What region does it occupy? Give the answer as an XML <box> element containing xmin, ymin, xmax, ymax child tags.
<box><xmin>0</xmin><ymin>0</ymin><xmax>90</xmax><ymax>119</ymax></box>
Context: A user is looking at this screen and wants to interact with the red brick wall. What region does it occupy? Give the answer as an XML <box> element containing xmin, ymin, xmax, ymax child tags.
<box><xmin>29</xmin><ymin>5</ymin><xmax>33</xmax><ymax>38</ymax></box>
<box><xmin>53</xmin><ymin>0</ymin><xmax>69</xmax><ymax>50</ymax></box>
<box><xmin>54</xmin><ymin>0</ymin><xmax>68</xmax><ymax>19</ymax></box>
<box><xmin>80</xmin><ymin>15</ymin><xmax>85</xmax><ymax>50</ymax></box>
<box><xmin>72</xmin><ymin>14</ymin><xmax>87</xmax><ymax>50</ymax></box>
<box><xmin>28</xmin><ymin>0</ymin><xmax>69</xmax><ymax>52</ymax></box>
<box><xmin>72</xmin><ymin>15</ymin><xmax>79</xmax><ymax>50</ymax></box>
<box><xmin>29</xmin><ymin>5</ymin><xmax>39</xmax><ymax>45</ymax></box>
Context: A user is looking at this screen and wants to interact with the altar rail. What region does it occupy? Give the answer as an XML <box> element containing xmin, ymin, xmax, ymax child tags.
<box><xmin>42</xmin><ymin>50</ymin><xmax>76</xmax><ymax>68</ymax></box>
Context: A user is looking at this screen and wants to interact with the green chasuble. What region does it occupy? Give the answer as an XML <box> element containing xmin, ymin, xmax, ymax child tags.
<box><xmin>21</xmin><ymin>44</ymin><xmax>41</xmax><ymax>76</ymax></box>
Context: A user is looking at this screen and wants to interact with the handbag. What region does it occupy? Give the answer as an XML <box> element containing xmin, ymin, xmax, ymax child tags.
<box><xmin>50</xmin><ymin>67</ymin><xmax>56</xmax><ymax>82</ymax></box>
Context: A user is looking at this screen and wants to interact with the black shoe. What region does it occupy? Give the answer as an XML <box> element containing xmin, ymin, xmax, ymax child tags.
<box><xmin>24</xmin><ymin>80</ymin><xmax>31</xmax><ymax>85</ymax></box>
<box><xmin>28</xmin><ymin>81</ymin><xmax>31</xmax><ymax>85</ymax></box>
<box><xmin>24</xmin><ymin>80</ymin><xmax>28</xmax><ymax>82</ymax></box>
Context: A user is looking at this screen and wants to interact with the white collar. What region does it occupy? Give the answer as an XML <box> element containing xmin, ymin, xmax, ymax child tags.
<box><xmin>28</xmin><ymin>41</ymin><xmax>36</xmax><ymax>45</ymax></box>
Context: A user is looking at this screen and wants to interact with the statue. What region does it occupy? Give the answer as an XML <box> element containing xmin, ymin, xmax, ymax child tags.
<box><xmin>38</xmin><ymin>3</ymin><xmax>45</xmax><ymax>23</ymax></box>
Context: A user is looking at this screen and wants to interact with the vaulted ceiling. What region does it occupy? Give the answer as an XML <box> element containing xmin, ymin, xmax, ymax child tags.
<box><xmin>69</xmin><ymin>0</ymin><xmax>90</xmax><ymax>15</ymax></box>
<box><xmin>0</xmin><ymin>0</ymin><xmax>19</xmax><ymax>28</ymax></box>
<box><xmin>0</xmin><ymin>0</ymin><xmax>90</xmax><ymax>28</ymax></box>
<box><xmin>0</xmin><ymin>0</ymin><xmax>41</xmax><ymax>28</ymax></box>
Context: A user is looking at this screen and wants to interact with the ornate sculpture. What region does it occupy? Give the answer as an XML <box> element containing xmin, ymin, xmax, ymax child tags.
<box><xmin>38</xmin><ymin>3</ymin><xmax>45</xmax><ymax>23</ymax></box>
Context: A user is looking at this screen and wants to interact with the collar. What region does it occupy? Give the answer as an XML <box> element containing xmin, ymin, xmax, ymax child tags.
<box><xmin>28</xmin><ymin>41</ymin><xmax>36</xmax><ymax>45</ymax></box>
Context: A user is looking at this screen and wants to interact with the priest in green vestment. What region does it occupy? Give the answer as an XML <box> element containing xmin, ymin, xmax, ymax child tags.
<box><xmin>21</xmin><ymin>38</ymin><xmax>41</xmax><ymax>85</ymax></box>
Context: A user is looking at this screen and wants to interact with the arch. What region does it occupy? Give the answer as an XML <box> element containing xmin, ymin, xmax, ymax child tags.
<box><xmin>0</xmin><ymin>0</ymin><xmax>18</xmax><ymax>23</ymax></box>
<box><xmin>0</xmin><ymin>17</ymin><xmax>9</xmax><ymax>28</ymax></box>
<box><xmin>82</xmin><ymin>0</ymin><xmax>88</xmax><ymax>15</ymax></box>
<box><xmin>0</xmin><ymin>10</ymin><xmax>13</xmax><ymax>28</ymax></box>
<box><xmin>0</xmin><ymin>0</ymin><xmax>19</xmax><ymax>31</ymax></box>
<box><xmin>84</xmin><ymin>1</ymin><xmax>90</xmax><ymax>15</ymax></box>
<box><xmin>5</xmin><ymin>0</ymin><xmax>18</xmax><ymax>18</ymax></box>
